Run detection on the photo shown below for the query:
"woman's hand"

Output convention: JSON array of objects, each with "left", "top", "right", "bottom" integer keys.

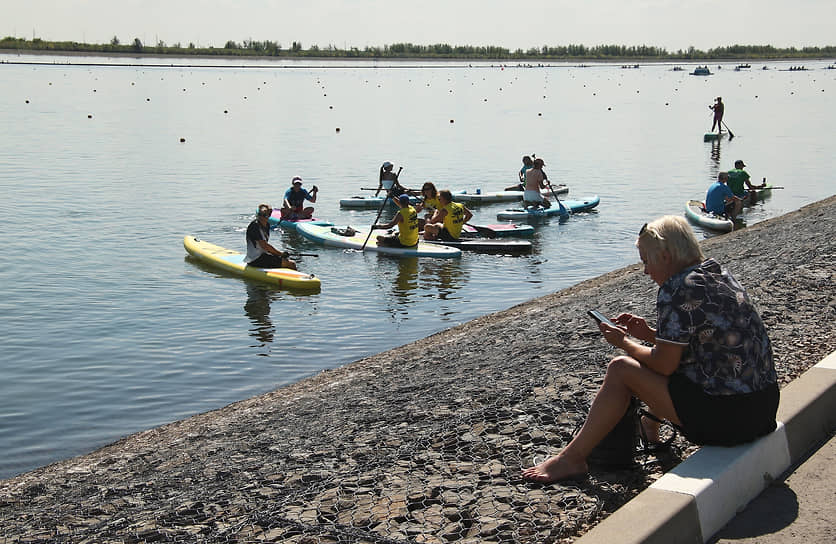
[
  {"left": 599, "top": 321, "right": 627, "bottom": 348},
  {"left": 613, "top": 313, "right": 655, "bottom": 343}
]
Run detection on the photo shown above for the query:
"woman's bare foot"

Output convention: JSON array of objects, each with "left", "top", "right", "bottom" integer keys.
[{"left": 522, "top": 452, "right": 588, "bottom": 484}]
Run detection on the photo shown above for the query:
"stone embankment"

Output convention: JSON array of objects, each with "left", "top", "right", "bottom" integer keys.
[{"left": 1, "top": 196, "right": 834, "bottom": 543}]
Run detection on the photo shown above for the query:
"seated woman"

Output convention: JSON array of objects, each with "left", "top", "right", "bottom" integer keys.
[
  {"left": 415, "top": 182, "right": 441, "bottom": 231},
  {"left": 375, "top": 161, "right": 412, "bottom": 198},
  {"left": 523, "top": 215, "right": 778, "bottom": 483}
]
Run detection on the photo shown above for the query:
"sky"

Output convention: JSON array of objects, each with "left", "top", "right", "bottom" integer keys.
[{"left": 2, "top": 0, "right": 833, "bottom": 53}]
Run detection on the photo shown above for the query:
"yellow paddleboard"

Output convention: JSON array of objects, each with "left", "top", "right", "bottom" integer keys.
[{"left": 183, "top": 236, "right": 320, "bottom": 291}]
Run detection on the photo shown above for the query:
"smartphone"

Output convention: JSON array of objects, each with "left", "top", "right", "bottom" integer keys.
[{"left": 587, "top": 310, "right": 617, "bottom": 329}]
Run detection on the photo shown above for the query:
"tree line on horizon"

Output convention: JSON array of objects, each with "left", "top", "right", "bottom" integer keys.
[{"left": 2, "top": 36, "right": 834, "bottom": 61}]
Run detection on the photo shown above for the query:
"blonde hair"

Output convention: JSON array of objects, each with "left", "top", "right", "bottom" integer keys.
[{"left": 637, "top": 215, "right": 704, "bottom": 268}]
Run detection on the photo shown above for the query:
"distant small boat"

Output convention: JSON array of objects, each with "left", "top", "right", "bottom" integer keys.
[
  {"left": 735, "top": 63, "right": 752, "bottom": 71},
  {"left": 671, "top": 66, "right": 684, "bottom": 71},
  {"left": 691, "top": 66, "right": 712, "bottom": 76}
]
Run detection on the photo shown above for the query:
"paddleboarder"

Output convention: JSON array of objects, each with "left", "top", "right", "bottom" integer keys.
[
  {"left": 281, "top": 176, "right": 318, "bottom": 220},
  {"left": 505, "top": 155, "right": 534, "bottom": 191},
  {"left": 245, "top": 204, "right": 297, "bottom": 269},
  {"left": 727, "top": 160, "right": 767, "bottom": 203},
  {"left": 374, "top": 161, "right": 412, "bottom": 197},
  {"left": 709, "top": 97, "right": 724, "bottom": 134},
  {"left": 705, "top": 172, "right": 742, "bottom": 220},
  {"left": 423, "top": 189, "right": 473, "bottom": 241},
  {"left": 523, "top": 158, "right": 551, "bottom": 208},
  {"left": 372, "top": 194, "right": 420, "bottom": 248}
]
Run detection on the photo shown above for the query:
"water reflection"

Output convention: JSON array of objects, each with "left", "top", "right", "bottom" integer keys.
[
  {"left": 378, "top": 256, "right": 470, "bottom": 317},
  {"left": 710, "top": 139, "right": 722, "bottom": 168},
  {"left": 243, "top": 283, "right": 276, "bottom": 345}
]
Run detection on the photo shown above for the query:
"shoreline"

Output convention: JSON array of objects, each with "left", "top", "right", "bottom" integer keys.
[{"left": 1, "top": 195, "right": 834, "bottom": 542}]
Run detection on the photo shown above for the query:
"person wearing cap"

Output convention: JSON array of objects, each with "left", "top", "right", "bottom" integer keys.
[
  {"left": 423, "top": 189, "right": 473, "bottom": 241},
  {"left": 281, "top": 176, "right": 318, "bottom": 220},
  {"left": 375, "top": 161, "right": 412, "bottom": 198},
  {"left": 523, "top": 157, "right": 551, "bottom": 208},
  {"left": 727, "top": 160, "right": 766, "bottom": 203},
  {"left": 710, "top": 97, "right": 724, "bottom": 134},
  {"left": 705, "top": 171, "right": 742, "bottom": 220},
  {"left": 371, "top": 194, "right": 419, "bottom": 247},
  {"left": 245, "top": 204, "right": 297, "bottom": 269}
]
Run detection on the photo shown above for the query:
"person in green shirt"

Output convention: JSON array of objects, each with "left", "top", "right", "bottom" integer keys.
[{"left": 727, "top": 160, "right": 767, "bottom": 202}]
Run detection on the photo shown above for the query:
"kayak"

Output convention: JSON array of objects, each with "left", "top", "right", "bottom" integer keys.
[
  {"left": 703, "top": 132, "right": 727, "bottom": 142},
  {"left": 496, "top": 195, "right": 600, "bottom": 221},
  {"left": 296, "top": 224, "right": 461, "bottom": 258},
  {"left": 684, "top": 200, "right": 734, "bottom": 232},
  {"left": 183, "top": 236, "right": 321, "bottom": 290},
  {"left": 425, "top": 238, "right": 532, "bottom": 255},
  {"left": 268, "top": 210, "right": 333, "bottom": 231},
  {"left": 453, "top": 184, "right": 569, "bottom": 203},
  {"left": 339, "top": 194, "right": 422, "bottom": 208},
  {"left": 462, "top": 223, "right": 535, "bottom": 238}
]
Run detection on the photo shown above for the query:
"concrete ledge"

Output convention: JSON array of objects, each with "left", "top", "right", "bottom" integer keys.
[{"left": 575, "top": 349, "right": 836, "bottom": 544}]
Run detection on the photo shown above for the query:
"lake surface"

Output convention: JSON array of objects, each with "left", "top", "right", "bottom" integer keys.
[{"left": 1, "top": 53, "right": 834, "bottom": 479}]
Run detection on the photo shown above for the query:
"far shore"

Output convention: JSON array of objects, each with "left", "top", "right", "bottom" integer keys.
[{"left": 2, "top": 47, "right": 834, "bottom": 66}]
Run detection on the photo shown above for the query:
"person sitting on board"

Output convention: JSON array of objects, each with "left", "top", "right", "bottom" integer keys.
[
  {"left": 522, "top": 157, "right": 551, "bottom": 208},
  {"left": 372, "top": 194, "right": 420, "bottom": 248},
  {"left": 245, "top": 204, "right": 297, "bottom": 270},
  {"left": 423, "top": 189, "right": 474, "bottom": 241},
  {"left": 374, "top": 161, "right": 412, "bottom": 198},
  {"left": 705, "top": 171, "right": 742, "bottom": 220},
  {"left": 709, "top": 96, "right": 724, "bottom": 134},
  {"left": 415, "top": 181, "right": 441, "bottom": 231},
  {"left": 727, "top": 160, "right": 767, "bottom": 204},
  {"left": 505, "top": 155, "right": 534, "bottom": 191},
  {"left": 522, "top": 216, "right": 778, "bottom": 484},
  {"left": 281, "top": 176, "right": 318, "bottom": 220}
]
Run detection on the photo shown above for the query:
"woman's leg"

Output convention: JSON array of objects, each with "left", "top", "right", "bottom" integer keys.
[{"left": 522, "top": 356, "right": 679, "bottom": 483}]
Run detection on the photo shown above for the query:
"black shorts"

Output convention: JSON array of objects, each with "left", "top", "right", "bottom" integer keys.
[
  {"left": 377, "top": 234, "right": 415, "bottom": 248},
  {"left": 437, "top": 228, "right": 457, "bottom": 242},
  {"left": 668, "top": 373, "right": 779, "bottom": 446},
  {"left": 248, "top": 254, "right": 284, "bottom": 268}
]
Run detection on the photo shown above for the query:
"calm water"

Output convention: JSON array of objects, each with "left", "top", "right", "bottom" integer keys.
[{"left": 1, "top": 54, "right": 834, "bottom": 479}]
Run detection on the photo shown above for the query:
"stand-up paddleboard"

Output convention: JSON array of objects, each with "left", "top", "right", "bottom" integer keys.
[
  {"left": 453, "top": 184, "right": 568, "bottom": 203},
  {"left": 296, "top": 224, "right": 461, "bottom": 258},
  {"left": 425, "top": 238, "right": 532, "bottom": 255},
  {"left": 268, "top": 210, "right": 333, "bottom": 231},
  {"left": 703, "top": 131, "right": 727, "bottom": 142},
  {"left": 684, "top": 200, "right": 734, "bottom": 232},
  {"left": 183, "top": 236, "right": 321, "bottom": 290},
  {"left": 462, "top": 223, "right": 535, "bottom": 238},
  {"left": 497, "top": 196, "right": 600, "bottom": 221},
  {"left": 744, "top": 183, "right": 773, "bottom": 206}
]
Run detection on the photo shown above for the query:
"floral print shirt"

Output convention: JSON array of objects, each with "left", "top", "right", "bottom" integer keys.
[{"left": 656, "top": 259, "right": 777, "bottom": 395}]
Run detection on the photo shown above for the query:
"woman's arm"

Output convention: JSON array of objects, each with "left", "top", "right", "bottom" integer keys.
[{"left": 601, "top": 323, "right": 683, "bottom": 376}]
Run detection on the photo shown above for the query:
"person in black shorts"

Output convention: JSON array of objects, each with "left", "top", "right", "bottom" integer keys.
[
  {"left": 523, "top": 215, "right": 778, "bottom": 484},
  {"left": 244, "top": 204, "right": 296, "bottom": 270}
]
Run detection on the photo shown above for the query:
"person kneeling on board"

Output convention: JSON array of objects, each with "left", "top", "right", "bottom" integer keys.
[
  {"left": 372, "top": 194, "right": 420, "bottom": 248},
  {"left": 281, "top": 176, "right": 318, "bottom": 220},
  {"left": 423, "top": 189, "right": 473, "bottom": 241},
  {"left": 245, "top": 204, "right": 297, "bottom": 269},
  {"left": 705, "top": 171, "right": 742, "bottom": 220},
  {"left": 523, "top": 157, "right": 551, "bottom": 208}
]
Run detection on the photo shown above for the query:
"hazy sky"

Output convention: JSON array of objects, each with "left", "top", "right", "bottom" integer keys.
[{"left": 3, "top": 1, "right": 833, "bottom": 52}]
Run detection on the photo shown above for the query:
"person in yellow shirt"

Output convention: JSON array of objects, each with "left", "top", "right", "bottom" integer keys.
[
  {"left": 415, "top": 181, "right": 441, "bottom": 231},
  {"left": 423, "top": 189, "right": 473, "bottom": 241},
  {"left": 373, "top": 194, "right": 419, "bottom": 247}
]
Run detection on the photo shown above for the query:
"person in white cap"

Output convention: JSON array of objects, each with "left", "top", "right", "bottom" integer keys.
[
  {"left": 281, "top": 176, "right": 318, "bottom": 220},
  {"left": 374, "top": 161, "right": 412, "bottom": 198}
]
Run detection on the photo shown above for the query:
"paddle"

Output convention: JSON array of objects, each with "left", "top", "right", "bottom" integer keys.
[
  {"left": 362, "top": 166, "right": 402, "bottom": 250},
  {"left": 287, "top": 252, "right": 318, "bottom": 257},
  {"left": 722, "top": 120, "right": 735, "bottom": 140}
]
